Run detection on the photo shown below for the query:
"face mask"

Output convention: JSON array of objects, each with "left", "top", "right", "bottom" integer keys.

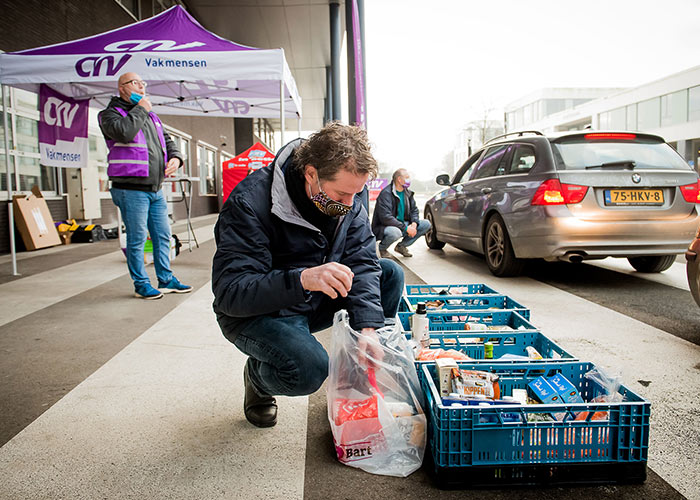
[
  {"left": 403, "top": 178, "right": 411, "bottom": 189},
  {"left": 309, "top": 178, "right": 353, "bottom": 217},
  {"left": 129, "top": 92, "right": 143, "bottom": 105}
]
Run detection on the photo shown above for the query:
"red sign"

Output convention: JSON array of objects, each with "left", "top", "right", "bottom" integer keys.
[{"left": 222, "top": 142, "right": 275, "bottom": 202}]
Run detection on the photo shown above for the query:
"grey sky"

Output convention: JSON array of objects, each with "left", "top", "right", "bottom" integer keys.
[{"left": 365, "top": 0, "right": 700, "bottom": 179}]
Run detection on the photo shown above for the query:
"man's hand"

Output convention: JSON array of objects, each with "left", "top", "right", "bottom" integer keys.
[
  {"left": 137, "top": 96, "right": 152, "bottom": 112},
  {"left": 165, "top": 158, "right": 180, "bottom": 177},
  {"left": 300, "top": 262, "right": 354, "bottom": 299},
  {"left": 357, "top": 328, "right": 384, "bottom": 369},
  {"left": 406, "top": 222, "right": 417, "bottom": 238}
]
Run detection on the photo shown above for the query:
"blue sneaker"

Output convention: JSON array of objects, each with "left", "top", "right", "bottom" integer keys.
[
  {"left": 158, "top": 276, "right": 193, "bottom": 294},
  {"left": 134, "top": 283, "right": 164, "bottom": 300}
]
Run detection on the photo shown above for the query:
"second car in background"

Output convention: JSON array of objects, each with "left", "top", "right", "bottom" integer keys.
[{"left": 425, "top": 130, "right": 700, "bottom": 277}]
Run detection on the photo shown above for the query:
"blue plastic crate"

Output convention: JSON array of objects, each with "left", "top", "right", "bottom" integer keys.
[
  {"left": 399, "top": 310, "right": 538, "bottom": 334},
  {"left": 404, "top": 283, "right": 500, "bottom": 296},
  {"left": 419, "top": 361, "right": 650, "bottom": 471},
  {"left": 400, "top": 293, "right": 530, "bottom": 320},
  {"left": 413, "top": 331, "right": 575, "bottom": 363}
]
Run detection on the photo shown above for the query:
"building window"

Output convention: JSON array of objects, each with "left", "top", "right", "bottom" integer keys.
[
  {"left": 608, "top": 107, "right": 626, "bottom": 130},
  {"left": 164, "top": 127, "right": 190, "bottom": 196},
  {"left": 88, "top": 134, "right": 109, "bottom": 194},
  {"left": 626, "top": 104, "right": 637, "bottom": 130},
  {"left": 688, "top": 86, "right": 700, "bottom": 122},
  {"left": 0, "top": 88, "right": 58, "bottom": 198},
  {"left": 197, "top": 142, "right": 217, "bottom": 195},
  {"left": 637, "top": 97, "right": 660, "bottom": 131},
  {"left": 661, "top": 89, "right": 688, "bottom": 127}
]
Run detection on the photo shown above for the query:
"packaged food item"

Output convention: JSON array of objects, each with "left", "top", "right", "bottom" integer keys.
[
  {"left": 425, "top": 300, "right": 444, "bottom": 309},
  {"left": 527, "top": 376, "right": 560, "bottom": 404},
  {"left": 574, "top": 396, "right": 611, "bottom": 421},
  {"left": 525, "top": 346, "right": 543, "bottom": 360},
  {"left": 411, "top": 303, "right": 429, "bottom": 348},
  {"left": 435, "top": 358, "right": 458, "bottom": 397},
  {"left": 512, "top": 388, "right": 528, "bottom": 405},
  {"left": 464, "top": 322, "right": 488, "bottom": 331},
  {"left": 416, "top": 348, "right": 471, "bottom": 361},
  {"left": 495, "top": 353, "right": 530, "bottom": 361},
  {"left": 548, "top": 373, "right": 583, "bottom": 404},
  {"left": 451, "top": 368, "right": 500, "bottom": 400},
  {"left": 484, "top": 341, "right": 493, "bottom": 359}
]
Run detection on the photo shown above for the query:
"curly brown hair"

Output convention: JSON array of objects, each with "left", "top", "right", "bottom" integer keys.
[{"left": 293, "top": 121, "right": 378, "bottom": 180}]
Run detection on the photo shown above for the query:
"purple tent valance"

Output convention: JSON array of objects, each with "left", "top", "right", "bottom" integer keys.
[{"left": 0, "top": 5, "right": 301, "bottom": 119}]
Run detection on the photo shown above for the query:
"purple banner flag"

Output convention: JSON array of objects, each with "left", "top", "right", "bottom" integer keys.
[
  {"left": 351, "top": 0, "right": 366, "bottom": 128},
  {"left": 39, "top": 85, "right": 89, "bottom": 168}
]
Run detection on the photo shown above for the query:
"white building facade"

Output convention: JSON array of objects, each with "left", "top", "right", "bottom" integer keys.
[{"left": 504, "top": 66, "right": 700, "bottom": 171}]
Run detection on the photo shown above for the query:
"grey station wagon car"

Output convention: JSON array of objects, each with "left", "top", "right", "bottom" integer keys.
[{"left": 425, "top": 130, "right": 700, "bottom": 277}]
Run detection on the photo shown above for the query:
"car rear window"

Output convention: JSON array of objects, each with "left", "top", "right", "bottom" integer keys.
[{"left": 551, "top": 137, "right": 692, "bottom": 171}]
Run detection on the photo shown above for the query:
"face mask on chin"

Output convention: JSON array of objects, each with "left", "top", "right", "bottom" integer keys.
[
  {"left": 309, "top": 178, "right": 353, "bottom": 217},
  {"left": 403, "top": 178, "right": 411, "bottom": 189}
]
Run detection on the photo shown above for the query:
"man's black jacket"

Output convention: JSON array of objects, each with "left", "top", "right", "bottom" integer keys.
[
  {"left": 212, "top": 139, "right": 383, "bottom": 337},
  {"left": 371, "top": 183, "right": 419, "bottom": 241}
]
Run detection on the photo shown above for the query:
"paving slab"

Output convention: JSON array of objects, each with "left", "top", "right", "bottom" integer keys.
[{"left": 0, "top": 285, "right": 308, "bottom": 500}]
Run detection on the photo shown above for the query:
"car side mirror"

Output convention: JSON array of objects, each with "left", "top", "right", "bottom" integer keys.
[{"left": 436, "top": 174, "right": 451, "bottom": 186}]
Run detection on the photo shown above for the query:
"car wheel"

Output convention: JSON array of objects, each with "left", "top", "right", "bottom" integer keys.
[
  {"left": 424, "top": 208, "right": 445, "bottom": 250},
  {"left": 484, "top": 215, "right": 524, "bottom": 277},
  {"left": 627, "top": 255, "right": 676, "bottom": 273}
]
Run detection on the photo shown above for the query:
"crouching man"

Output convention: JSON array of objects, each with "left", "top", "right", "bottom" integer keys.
[{"left": 212, "top": 123, "right": 404, "bottom": 428}]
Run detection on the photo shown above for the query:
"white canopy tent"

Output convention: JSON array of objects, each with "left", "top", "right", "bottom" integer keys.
[{"left": 0, "top": 5, "right": 302, "bottom": 274}]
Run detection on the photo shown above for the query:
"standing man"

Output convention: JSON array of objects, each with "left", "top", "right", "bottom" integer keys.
[
  {"left": 212, "top": 122, "right": 404, "bottom": 428},
  {"left": 99, "top": 72, "right": 192, "bottom": 300},
  {"left": 371, "top": 168, "right": 431, "bottom": 257}
]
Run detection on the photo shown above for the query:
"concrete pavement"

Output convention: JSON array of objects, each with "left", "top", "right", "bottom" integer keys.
[{"left": 0, "top": 215, "right": 695, "bottom": 499}]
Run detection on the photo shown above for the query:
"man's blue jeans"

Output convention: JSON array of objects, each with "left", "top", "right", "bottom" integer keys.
[
  {"left": 378, "top": 219, "right": 431, "bottom": 251},
  {"left": 228, "top": 258, "right": 404, "bottom": 397},
  {"left": 111, "top": 188, "right": 173, "bottom": 289}
]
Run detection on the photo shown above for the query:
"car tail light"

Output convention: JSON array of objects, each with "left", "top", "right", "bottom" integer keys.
[
  {"left": 584, "top": 133, "right": 637, "bottom": 140},
  {"left": 531, "top": 179, "right": 588, "bottom": 205},
  {"left": 679, "top": 181, "right": 700, "bottom": 203}
]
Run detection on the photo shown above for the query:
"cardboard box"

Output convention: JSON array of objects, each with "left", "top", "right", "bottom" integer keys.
[
  {"left": 12, "top": 186, "right": 61, "bottom": 250},
  {"left": 548, "top": 373, "right": 584, "bottom": 404},
  {"left": 435, "top": 358, "right": 458, "bottom": 398},
  {"left": 527, "top": 376, "right": 561, "bottom": 404}
]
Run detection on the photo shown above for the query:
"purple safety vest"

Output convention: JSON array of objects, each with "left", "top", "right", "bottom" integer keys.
[{"left": 104, "top": 107, "right": 168, "bottom": 177}]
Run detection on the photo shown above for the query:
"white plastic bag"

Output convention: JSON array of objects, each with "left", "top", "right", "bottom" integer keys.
[{"left": 327, "top": 310, "right": 426, "bottom": 477}]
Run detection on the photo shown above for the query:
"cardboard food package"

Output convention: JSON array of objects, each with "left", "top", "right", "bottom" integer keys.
[{"left": 13, "top": 186, "right": 61, "bottom": 250}]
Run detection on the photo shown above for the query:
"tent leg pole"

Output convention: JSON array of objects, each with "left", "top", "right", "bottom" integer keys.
[
  {"left": 280, "top": 80, "right": 285, "bottom": 147},
  {"left": 2, "top": 84, "right": 18, "bottom": 276}
]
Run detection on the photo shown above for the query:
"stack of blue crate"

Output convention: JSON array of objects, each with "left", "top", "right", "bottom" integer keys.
[{"left": 402, "top": 283, "right": 650, "bottom": 487}]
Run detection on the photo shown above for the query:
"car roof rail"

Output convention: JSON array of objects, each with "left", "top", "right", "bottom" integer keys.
[{"left": 484, "top": 130, "right": 544, "bottom": 146}]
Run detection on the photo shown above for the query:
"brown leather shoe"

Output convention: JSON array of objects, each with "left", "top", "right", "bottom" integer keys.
[{"left": 244, "top": 364, "right": 277, "bottom": 428}]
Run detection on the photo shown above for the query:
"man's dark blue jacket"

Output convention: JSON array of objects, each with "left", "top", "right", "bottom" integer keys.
[
  {"left": 371, "top": 183, "right": 419, "bottom": 241},
  {"left": 212, "top": 139, "right": 384, "bottom": 338}
]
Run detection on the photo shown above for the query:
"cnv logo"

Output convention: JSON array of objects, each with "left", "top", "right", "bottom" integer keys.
[
  {"left": 43, "top": 97, "right": 80, "bottom": 128},
  {"left": 75, "top": 39, "right": 206, "bottom": 78}
]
